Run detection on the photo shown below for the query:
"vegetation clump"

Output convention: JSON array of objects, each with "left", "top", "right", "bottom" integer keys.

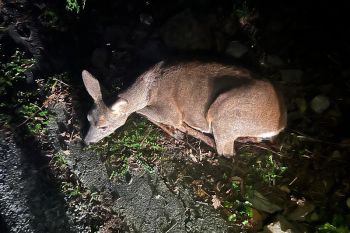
[{"left": 87, "top": 118, "right": 165, "bottom": 178}]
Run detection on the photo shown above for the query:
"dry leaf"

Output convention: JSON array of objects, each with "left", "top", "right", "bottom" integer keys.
[
  {"left": 62, "top": 150, "right": 70, "bottom": 155},
  {"left": 212, "top": 195, "right": 221, "bottom": 209}
]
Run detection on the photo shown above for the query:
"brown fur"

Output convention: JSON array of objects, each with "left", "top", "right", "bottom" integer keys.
[{"left": 82, "top": 61, "right": 287, "bottom": 157}]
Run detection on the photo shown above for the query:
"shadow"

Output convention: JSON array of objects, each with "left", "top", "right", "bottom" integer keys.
[
  {"left": 0, "top": 214, "right": 9, "bottom": 233},
  {"left": 10, "top": 128, "right": 75, "bottom": 232}
]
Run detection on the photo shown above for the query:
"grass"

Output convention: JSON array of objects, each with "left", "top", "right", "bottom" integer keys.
[
  {"left": 0, "top": 50, "right": 35, "bottom": 96},
  {"left": 61, "top": 181, "right": 82, "bottom": 198},
  {"left": 87, "top": 117, "right": 165, "bottom": 178},
  {"left": 65, "top": 0, "right": 86, "bottom": 14},
  {"left": 221, "top": 178, "right": 254, "bottom": 225},
  {"left": 18, "top": 103, "right": 51, "bottom": 136},
  {"left": 317, "top": 215, "right": 350, "bottom": 233},
  {"left": 0, "top": 48, "right": 72, "bottom": 139},
  {"left": 251, "top": 153, "right": 288, "bottom": 186},
  {"left": 52, "top": 151, "right": 69, "bottom": 168}
]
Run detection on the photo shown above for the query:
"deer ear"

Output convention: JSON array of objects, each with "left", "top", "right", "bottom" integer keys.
[
  {"left": 82, "top": 70, "right": 103, "bottom": 102},
  {"left": 111, "top": 98, "right": 128, "bottom": 112}
]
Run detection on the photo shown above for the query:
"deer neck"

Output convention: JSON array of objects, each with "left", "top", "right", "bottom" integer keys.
[{"left": 117, "top": 69, "right": 158, "bottom": 113}]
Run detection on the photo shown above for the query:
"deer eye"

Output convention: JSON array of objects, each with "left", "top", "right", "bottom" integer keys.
[{"left": 99, "top": 126, "right": 108, "bottom": 131}]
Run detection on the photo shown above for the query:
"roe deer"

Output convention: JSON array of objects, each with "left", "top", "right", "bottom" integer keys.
[{"left": 82, "top": 61, "right": 286, "bottom": 157}]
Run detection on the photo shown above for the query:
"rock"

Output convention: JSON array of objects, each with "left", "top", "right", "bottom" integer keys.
[
  {"left": 279, "top": 185, "right": 291, "bottom": 193},
  {"left": 280, "top": 69, "right": 303, "bottom": 83},
  {"left": 286, "top": 201, "right": 315, "bottom": 221},
  {"left": 140, "top": 13, "right": 153, "bottom": 26},
  {"left": 91, "top": 47, "right": 109, "bottom": 70},
  {"left": 331, "top": 150, "right": 341, "bottom": 159},
  {"left": 310, "top": 95, "right": 330, "bottom": 114},
  {"left": 248, "top": 191, "right": 283, "bottom": 214},
  {"left": 294, "top": 98, "right": 307, "bottom": 113},
  {"left": 262, "top": 55, "right": 284, "bottom": 67},
  {"left": 223, "top": 14, "right": 239, "bottom": 36},
  {"left": 225, "top": 41, "right": 248, "bottom": 58},
  {"left": 309, "top": 212, "right": 320, "bottom": 222},
  {"left": 161, "top": 10, "right": 213, "bottom": 50},
  {"left": 261, "top": 215, "right": 306, "bottom": 233}
]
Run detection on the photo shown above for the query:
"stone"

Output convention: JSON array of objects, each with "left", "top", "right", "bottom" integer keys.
[
  {"left": 140, "top": 13, "right": 153, "bottom": 26},
  {"left": 225, "top": 41, "right": 248, "bottom": 58},
  {"left": 310, "top": 95, "right": 330, "bottom": 114},
  {"left": 280, "top": 69, "right": 303, "bottom": 83},
  {"left": 261, "top": 215, "right": 306, "bottom": 233},
  {"left": 286, "top": 201, "right": 315, "bottom": 221},
  {"left": 264, "top": 55, "right": 284, "bottom": 67},
  {"left": 248, "top": 191, "right": 283, "bottom": 214}
]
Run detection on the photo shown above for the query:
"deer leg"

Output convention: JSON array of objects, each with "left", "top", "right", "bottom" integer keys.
[
  {"left": 213, "top": 135, "right": 236, "bottom": 158},
  {"left": 211, "top": 121, "right": 237, "bottom": 157},
  {"left": 180, "top": 123, "right": 216, "bottom": 148},
  {"left": 147, "top": 119, "right": 185, "bottom": 140},
  {"left": 237, "top": 137, "right": 262, "bottom": 143},
  {"left": 146, "top": 117, "right": 215, "bottom": 148}
]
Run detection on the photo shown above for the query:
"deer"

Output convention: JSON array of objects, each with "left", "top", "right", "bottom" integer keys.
[{"left": 82, "top": 60, "right": 287, "bottom": 157}]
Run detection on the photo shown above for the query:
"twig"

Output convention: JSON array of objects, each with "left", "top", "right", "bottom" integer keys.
[
  {"left": 291, "top": 129, "right": 349, "bottom": 147},
  {"left": 52, "top": 77, "right": 70, "bottom": 87},
  {"left": 289, "top": 176, "right": 298, "bottom": 186},
  {"left": 16, "top": 103, "right": 44, "bottom": 128},
  {"left": 165, "top": 222, "right": 178, "bottom": 233},
  {"left": 239, "top": 144, "right": 282, "bottom": 156},
  {"left": 184, "top": 135, "right": 199, "bottom": 154},
  {"left": 139, "top": 126, "right": 153, "bottom": 147}
]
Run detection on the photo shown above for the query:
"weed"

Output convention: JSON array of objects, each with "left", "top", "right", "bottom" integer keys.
[
  {"left": 52, "top": 152, "right": 69, "bottom": 168},
  {"left": 228, "top": 213, "right": 237, "bottom": 222},
  {"left": 0, "top": 50, "right": 35, "bottom": 95},
  {"left": 65, "top": 0, "right": 86, "bottom": 14},
  {"left": 89, "top": 192, "right": 102, "bottom": 203},
  {"left": 251, "top": 153, "right": 287, "bottom": 186},
  {"left": 317, "top": 223, "right": 349, "bottom": 233},
  {"left": 222, "top": 178, "right": 254, "bottom": 225},
  {"left": 61, "top": 182, "right": 82, "bottom": 198},
  {"left": 19, "top": 103, "right": 51, "bottom": 136},
  {"left": 233, "top": 1, "right": 251, "bottom": 18},
  {"left": 317, "top": 215, "right": 350, "bottom": 233},
  {"left": 87, "top": 118, "right": 164, "bottom": 178}
]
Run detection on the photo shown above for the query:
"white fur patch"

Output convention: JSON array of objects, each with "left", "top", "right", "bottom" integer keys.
[{"left": 257, "top": 131, "right": 279, "bottom": 138}]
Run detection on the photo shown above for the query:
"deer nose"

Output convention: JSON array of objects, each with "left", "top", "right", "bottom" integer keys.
[{"left": 83, "top": 136, "right": 92, "bottom": 145}]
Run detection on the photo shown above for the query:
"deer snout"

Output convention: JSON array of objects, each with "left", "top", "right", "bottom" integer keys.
[{"left": 83, "top": 130, "right": 99, "bottom": 145}]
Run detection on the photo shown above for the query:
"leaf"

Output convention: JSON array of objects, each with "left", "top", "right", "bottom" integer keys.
[{"left": 212, "top": 195, "right": 221, "bottom": 209}]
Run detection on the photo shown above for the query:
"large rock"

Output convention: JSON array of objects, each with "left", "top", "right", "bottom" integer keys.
[
  {"left": 248, "top": 191, "right": 283, "bottom": 214},
  {"left": 286, "top": 201, "right": 315, "bottom": 221},
  {"left": 225, "top": 41, "right": 249, "bottom": 58},
  {"left": 310, "top": 95, "right": 330, "bottom": 114},
  {"left": 260, "top": 215, "right": 307, "bottom": 233}
]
